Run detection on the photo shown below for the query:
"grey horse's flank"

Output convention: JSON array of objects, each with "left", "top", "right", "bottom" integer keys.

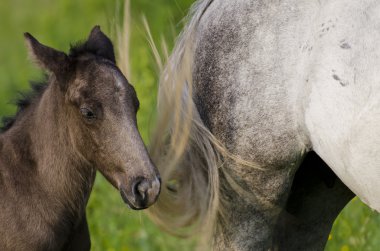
[{"left": 144, "top": 0, "right": 380, "bottom": 250}]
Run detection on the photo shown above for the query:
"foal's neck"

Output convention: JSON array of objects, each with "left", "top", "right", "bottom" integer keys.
[
  {"left": 3, "top": 80, "right": 95, "bottom": 217},
  {"left": 35, "top": 81, "right": 95, "bottom": 208}
]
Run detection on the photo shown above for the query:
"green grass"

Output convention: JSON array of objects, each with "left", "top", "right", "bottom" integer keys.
[{"left": 0, "top": 1, "right": 379, "bottom": 250}]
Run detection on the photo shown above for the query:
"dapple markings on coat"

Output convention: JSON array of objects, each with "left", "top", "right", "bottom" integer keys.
[{"left": 146, "top": 0, "right": 378, "bottom": 250}]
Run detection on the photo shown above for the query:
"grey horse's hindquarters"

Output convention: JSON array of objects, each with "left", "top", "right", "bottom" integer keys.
[
  {"left": 192, "top": 1, "right": 308, "bottom": 249},
  {"left": 175, "top": 0, "right": 375, "bottom": 249}
]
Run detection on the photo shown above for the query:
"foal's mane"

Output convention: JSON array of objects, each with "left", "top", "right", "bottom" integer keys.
[
  {"left": 0, "top": 81, "right": 47, "bottom": 132},
  {"left": 0, "top": 42, "right": 97, "bottom": 133}
]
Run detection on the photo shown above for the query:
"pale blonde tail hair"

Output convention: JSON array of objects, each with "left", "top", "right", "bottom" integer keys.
[
  {"left": 116, "top": 0, "right": 131, "bottom": 79},
  {"left": 146, "top": 0, "right": 221, "bottom": 245}
]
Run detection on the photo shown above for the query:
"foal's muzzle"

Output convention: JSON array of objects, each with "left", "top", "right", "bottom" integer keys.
[{"left": 119, "top": 176, "right": 161, "bottom": 210}]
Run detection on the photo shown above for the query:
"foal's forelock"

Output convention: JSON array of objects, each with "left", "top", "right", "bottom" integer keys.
[{"left": 115, "top": 75, "right": 126, "bottom": 91}]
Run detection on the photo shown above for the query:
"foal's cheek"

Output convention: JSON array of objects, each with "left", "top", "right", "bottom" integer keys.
[{"left": 67, "top": 117, "right": 97, "bottom": 160}]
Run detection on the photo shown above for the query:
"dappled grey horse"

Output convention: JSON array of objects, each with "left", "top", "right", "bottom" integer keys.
[
  {"left": 0, "top": 26, "right": 160, "bottom": 250},
  {"left": 146, "top": 0, "right": 379, "bottom": 250}
]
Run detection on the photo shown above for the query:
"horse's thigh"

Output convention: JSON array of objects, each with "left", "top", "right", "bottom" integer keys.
[
  {"left": 214, "top": 163, "right": 296, "bottom": 251},
  {"left": 272, "top": 152, "right": 354, "bottom": 251},
  {"left": 63, "top": 215, "right": 91, "bottom": 251}
]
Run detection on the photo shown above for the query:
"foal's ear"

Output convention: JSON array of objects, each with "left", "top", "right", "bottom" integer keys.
[
  {"left": 86, "top": 25, "right": 116, "bottom": 63},
  {"left": 24, "top": 33, "right": 70, "bottom": 77}
]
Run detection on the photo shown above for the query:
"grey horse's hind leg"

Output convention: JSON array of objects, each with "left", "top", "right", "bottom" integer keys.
[
  {"left": 214, "top": 161, "right": 299, "bottom": 251},
  {"left": 272, "top": 152, "right": 354, "bottom": 250}
]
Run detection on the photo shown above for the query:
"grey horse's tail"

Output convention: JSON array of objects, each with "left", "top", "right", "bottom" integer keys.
[
  {"left": 147, "top": 0, "right": 221, "bottom": 244},
  {"left": 118, "top": 0, "right": 260, "bottom": 248}
]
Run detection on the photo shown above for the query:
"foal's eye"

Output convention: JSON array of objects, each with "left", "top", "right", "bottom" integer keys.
[{"left": 80, "top": 108, "right": 96, "bottom": 120}]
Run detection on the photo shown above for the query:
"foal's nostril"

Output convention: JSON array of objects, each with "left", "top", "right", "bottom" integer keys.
[
  {"left": 132, "top": 179, "right": 150, "bottom": 205},
  {"left": 124, "top": 177, "right": 160, "bottom": 209},
  {"left": 137, "top": 181, "right": 149, "bottom": 200}
]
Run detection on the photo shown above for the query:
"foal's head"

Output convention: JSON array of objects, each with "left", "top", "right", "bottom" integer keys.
[{"left": 24, "top": 26, "right": 160, "bottom": 209}]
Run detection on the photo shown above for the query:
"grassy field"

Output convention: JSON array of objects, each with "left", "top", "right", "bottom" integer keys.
[{"left": 0, "top": 1, "right": 379, "bottom": 250}]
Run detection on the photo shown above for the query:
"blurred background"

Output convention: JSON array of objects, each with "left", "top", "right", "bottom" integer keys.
[{"left": 0, "top": 1, "right": 379, "bottom": 250}]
